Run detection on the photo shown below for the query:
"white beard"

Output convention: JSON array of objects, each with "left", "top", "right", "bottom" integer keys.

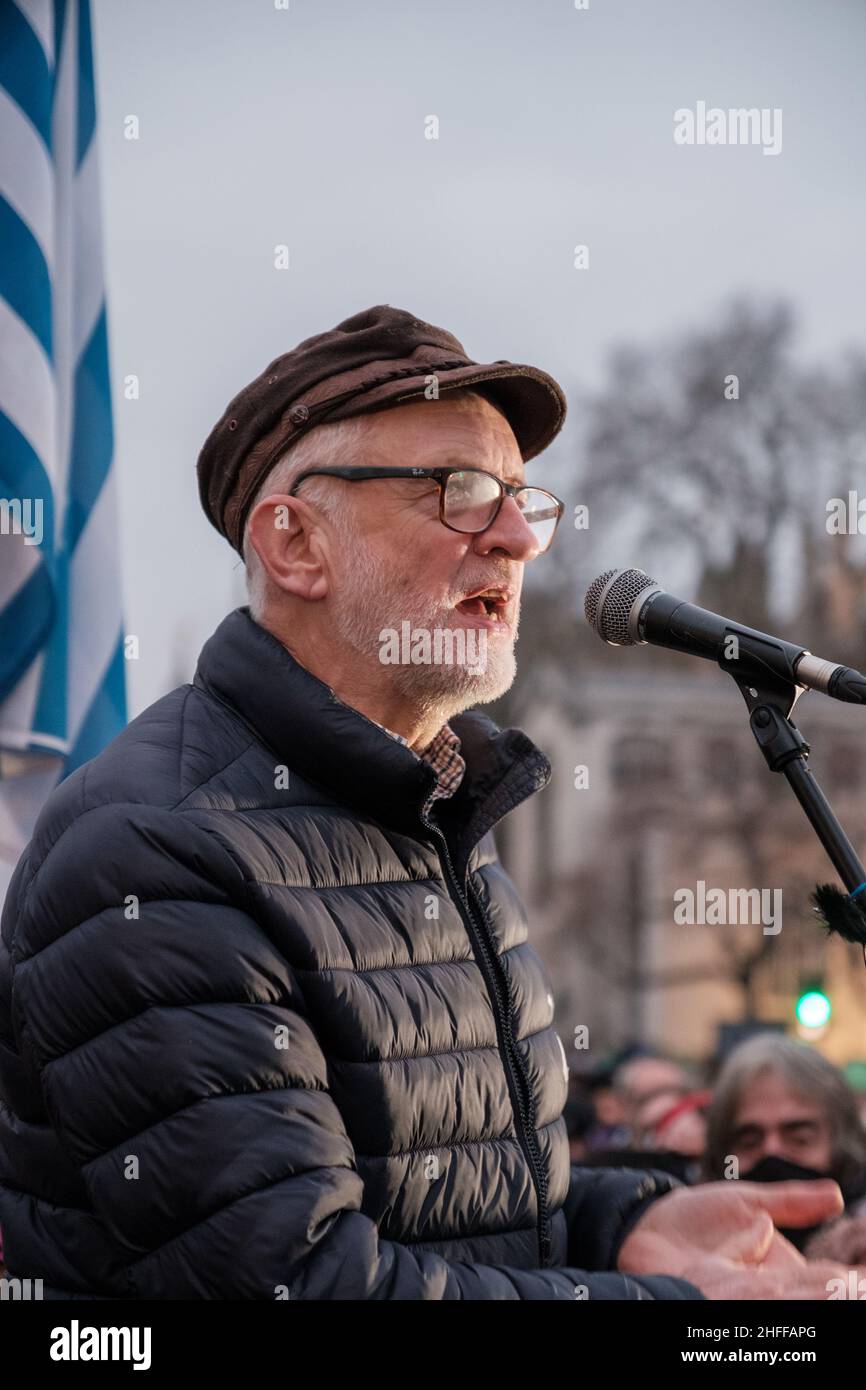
[{"left": 331, "top": 530, "right": 519, "bottom": 717}]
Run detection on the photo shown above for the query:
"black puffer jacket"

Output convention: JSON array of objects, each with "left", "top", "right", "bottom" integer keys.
[{"left": 0, "top": 608, "right": 702, "bottom": 1300}]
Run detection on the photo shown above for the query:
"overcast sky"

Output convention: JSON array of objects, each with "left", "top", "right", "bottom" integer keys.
[{"left": 90, "top": 0, "right": 866, "bottom": 714}]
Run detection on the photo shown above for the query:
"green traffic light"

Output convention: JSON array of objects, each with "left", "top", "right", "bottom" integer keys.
[{"left": 796, "top": 990, "right": 831, "bottom": 1029}]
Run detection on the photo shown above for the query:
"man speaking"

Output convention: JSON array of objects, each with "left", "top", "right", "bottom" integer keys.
[{"left": 0, "top": 305, "right": 854, "bottom": 1299}]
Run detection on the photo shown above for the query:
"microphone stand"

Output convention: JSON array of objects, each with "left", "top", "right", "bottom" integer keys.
[{"left": 730, "top": 667, "right": 866, "bottom": 957}]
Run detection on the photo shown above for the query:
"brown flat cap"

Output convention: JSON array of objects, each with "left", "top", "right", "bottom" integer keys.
[{"left": 197, "top": 303, "right": 567, "bottom": 554}]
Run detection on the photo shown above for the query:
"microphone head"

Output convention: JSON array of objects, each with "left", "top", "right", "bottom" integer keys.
[{"left": 584, "top": 567, "right": 659, "bottom": 645}]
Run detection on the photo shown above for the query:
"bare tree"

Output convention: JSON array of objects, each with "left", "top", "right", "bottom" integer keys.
[
  {"left": 492, "top": 300, "right": 866, "bottom": 1049},
  {"left": 577, "top": 299, "right": 866, "bottom": 658}
]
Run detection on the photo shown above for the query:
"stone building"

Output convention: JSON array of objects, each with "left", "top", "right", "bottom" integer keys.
[{"left": 497, "top": 667, "right": 866, "bottom": 1069}]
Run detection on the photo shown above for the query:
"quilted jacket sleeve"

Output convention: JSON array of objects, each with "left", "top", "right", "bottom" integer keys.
[{"left": 6, "top": 804, "right": 701, "bottom": 1300}]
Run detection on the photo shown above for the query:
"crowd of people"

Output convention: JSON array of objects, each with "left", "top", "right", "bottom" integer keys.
[{"left": 566, "top": 1033, "right": 866, "bottom": 1263}]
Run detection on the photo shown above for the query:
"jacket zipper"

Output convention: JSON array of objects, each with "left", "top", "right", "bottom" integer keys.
[{"left": 420, "top": 808, "right": 552, "bottom": 1267}]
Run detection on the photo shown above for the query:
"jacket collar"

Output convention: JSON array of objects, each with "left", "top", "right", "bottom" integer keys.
[{"left": 192, "top": 608, "right": 551, "bottom": 865}]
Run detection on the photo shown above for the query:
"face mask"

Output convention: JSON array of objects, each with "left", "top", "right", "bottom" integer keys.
[
  {"left": 743, "top": 1153, "right": 832, "bottom": 1252},
  {"left": 744, "top": 1154, "right": 830, "bottom": 1185}
]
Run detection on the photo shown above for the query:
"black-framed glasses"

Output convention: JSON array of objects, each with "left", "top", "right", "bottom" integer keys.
[{"left": 288, "top": 466, "right": 565, "bottom": 554}]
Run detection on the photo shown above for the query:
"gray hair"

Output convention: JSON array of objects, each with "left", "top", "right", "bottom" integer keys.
[
  {"left": 241, "top": 386, "right": 500, "bottom": 621},
  {"left": 703, "top": 1033, "right": 866, "bottom": 1185}
]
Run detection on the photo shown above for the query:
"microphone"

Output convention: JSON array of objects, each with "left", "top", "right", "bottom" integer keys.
[{"left": 584, "top": 567, "right": 866, "bottom": 705}]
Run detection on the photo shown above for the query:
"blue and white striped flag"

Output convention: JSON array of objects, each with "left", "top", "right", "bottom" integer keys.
[{"left": 0, "top": 0, "right": 126, "bottom": 885}]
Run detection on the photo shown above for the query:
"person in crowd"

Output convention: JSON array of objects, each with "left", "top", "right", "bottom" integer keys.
[
  {"left": 704, "top": 1034, "right": 866, "bottom": 1258},
  {"left": 573, "top": 1061, "right": 631, "bottom": 1153},
  {"left": 633, "top": 1090, "right": 711, "bottom": 1161},
  {"left": 613, "top": 1053, "right": 693, "bottom": 1130}
]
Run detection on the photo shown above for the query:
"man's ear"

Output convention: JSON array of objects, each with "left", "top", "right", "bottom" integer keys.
[{"left": 245, "top": 494, "right": 330, "bottom": 601}]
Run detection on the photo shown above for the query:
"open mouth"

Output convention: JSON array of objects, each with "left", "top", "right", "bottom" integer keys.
[{"left": 455, "top": 588, "right": 511, "bottom": 622}]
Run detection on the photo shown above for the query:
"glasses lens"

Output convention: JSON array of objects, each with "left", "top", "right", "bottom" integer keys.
[
  {"left": 516, "top": 489, "right": 561, "bottom": 553},
  {"left": 442, "top": 470, "right": 503, "bottom": 532}
]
